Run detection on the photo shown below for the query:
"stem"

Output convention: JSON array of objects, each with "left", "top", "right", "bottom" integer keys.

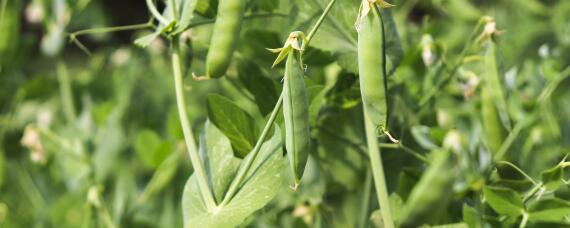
[
  {"left": 519, "top": 212, "right": 529, "bottom": 228},
  {"left": 494, "top": 116, "right": 535, "bottom": 161},
  {"left": 146, "top": 0, "right": 170, "bottom": 25},
  {"left": 68, "top": 21, "right": 153, "bottom": 56},
  {"left": 358, "top": 169, "right": 373, "bottom": 228},
  {"left": 187, "top": 12, "right": 288, "bottom": 28},
  {"left": 305, "top": 0, "right": 337, "bottom": 46},
  {"left": 419, "top": 18, "right": 488, "bottom": 107},
  {"left": 495, "top": 161, "right": 538, "bottom": 185},
  {"left": 57, "top": 62, "right": 77, "bottom": 124},
  {"left": 220, "top": 94, "right": 284, "bottom": 206},
  {"left": 168, "top": 0, "right": 178, "bottom": 22},
  {"left": 537, "top": 67, "right": 570, "bottom": 103},
  {"left": 69, "top": 22, "right": 153, "bottom": 38},
  {"left": 399, "top": 144, "right": 430, "bottom": 164},
  {"left": 171, "top": 37, "right": 216, "bottom": 210},
  {"left": 364, "top": 111, "right": 395, "bottom": 228},
  {"left": 523, "top": 183, "right": 543, "bottom": 203}
]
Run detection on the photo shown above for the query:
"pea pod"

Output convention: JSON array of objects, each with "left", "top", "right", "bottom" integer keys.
[
  {"left": 357, "top": 2, "right": 389, "bottom": 131},
  {"left": 399, "top": 150, "right": 456, "bottom": 227},
  {"left": 205, "top": 0, "right": 246, "bottom": 78},
  {"left": 482, "top": 40, "right": 508, "bottom": 157},
  {"left": 283, "top": 51, "right": 310, "bottom": 190}
]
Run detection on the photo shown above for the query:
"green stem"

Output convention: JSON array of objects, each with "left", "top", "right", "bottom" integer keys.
[
  {"left": 220, "top": 94, "right": 284, "bottom": 206},
  {"left": 358, "top": 169, "right": 373, "bottom": 228},
  {"left": 494, "top": 116, "right": 535, "bottom": 161},
  {"left": 364, "top": 111, "right": 395, "bottom": 228},
  {"left": 519, "top": 212, "right": 529, "bottom": 228},
  {"left": 419, "top": 17, "right": 488, "bottom": 107},
  {"left": 146, "top": 0, "right": 170, "bottom": 25},
  {"left": 69, "top": 21, "right": 153, "bottom": 38},
  {"left": 399, "top": 144, "right": 430, "bottom": 164},
  {"left": 305, "top": 0, "right": 337, "bottom": 46},
  {"left": 523, "top": 183, "right": 543, "bottom": 203},
  {"left": 537, "top": 67, "right": 570, "bottom": 103},
  {"left": 187, "top": 12, "right": 288, "bottom": 28},
  {"left": 171, "top": 37, "right": 216, "bottom": 210},
  {"left": 57, "top": 62, "right": 77, "bottom": 124},
  {"left": 495, "top": 161, "right": 538, "bottom": 185},
  {"left": 168, "top": 0, "right": 178, "bottom": 22}
]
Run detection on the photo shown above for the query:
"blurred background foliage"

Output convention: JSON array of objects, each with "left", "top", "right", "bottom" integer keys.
[{"left": 0, "top": 0, "right": 569, "bottom": 227}]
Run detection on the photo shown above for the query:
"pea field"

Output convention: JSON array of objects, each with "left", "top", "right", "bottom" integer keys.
[{"left": 1, "top": 0, "right": 570, "bottom": 227}]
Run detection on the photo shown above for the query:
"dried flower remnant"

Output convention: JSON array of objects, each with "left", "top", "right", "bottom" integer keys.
[{"left": 20, "top": 125, "right": 46, "bottom": 164}]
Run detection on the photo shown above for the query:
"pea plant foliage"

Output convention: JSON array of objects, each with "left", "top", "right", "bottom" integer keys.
[{"left": 2, "top": 0, "right": 570, "bottom": 227}]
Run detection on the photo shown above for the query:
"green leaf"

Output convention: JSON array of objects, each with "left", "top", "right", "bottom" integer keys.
[
  {"left": 411, "top": 126, "right": 440, "bottom": 150},
  {"left": 528, "top": 198, "right": 570, "bottom": 222},
  {"left": 182, "top": 122, "right": 283, "bottom": 227},
  {"left": 399, "top": 150, "right": 456, "bottom": 227},
  {"left": 307, "top": 85, "right": 326, "bottom": 126},
  {"left": 206, "top": 94, "right": 259, "bottom": 158},
  {"left": 195, "top": 0, "right": 218, "bottom": 18},
  {"left": 541, "top": 165, "right": 564, "bottom": 191},
  {"left": 134, "top": 129, "right": 171, "bottom": 168},
  {"left": 134, "top": 31, "right": 160, "bottom": 48},
  {"left": 173, "top": 0, "right": 198, "bottom": 34},
  {"left": 463, "top": 204, "right": 482, "bottom": 228},
  {"left": 236, "top": 60, "right": 281, "bottom": 116},
  {"left": 483, "top": 186, "right": 524, "bottom": 217},
  {"left": 138, "top": 151, "right": 180, "bottom": 203}
]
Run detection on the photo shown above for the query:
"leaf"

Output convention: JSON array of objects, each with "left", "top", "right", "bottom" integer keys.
[
  {"left": 528, "top": 198, "right": 570, "bottom": 223},
  {"left": 236, "top": 60, "right": 281, "bottom": 116},
  {"left": 399, "top": 150, "right": 456, "bottom": 227},
  {"left": 463, "top": 204, "right": 482, "bottom": 228},
  {"left": 134, "top": 31, "right": 160, "bottom": 48},
  {"left": 411, "top": 125, "right": 440, "bottom": 150},
  {"left": 138, "top": 152, "right": 180, "bottom": 203},
  {"left": 206, "top": 94, "right": 259, "bottom": 158},
  {"left": 541, "top": 165, "right": 564, "bottom": 191},
  {"left": 174, "top": 0, "right": 198, "bottom": 34},
  {"left": 195, "top": 0, "right": 218, "bottom": 18},
  {"left": 483, "top": 186, "right": 524, "bottom": 217},
  {"left": 307, "top": 85, "right": 326, "bottom": 126},
  {"left": 182, "top": 122, "right": 283, "bottom": 227},
  {"left": 134, "top": 129, "right": 171, "bottom": 168}
]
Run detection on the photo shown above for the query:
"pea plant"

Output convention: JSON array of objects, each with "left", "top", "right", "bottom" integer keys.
[{"left": 1, "top": 0, "right": 570, "bottom": 227}]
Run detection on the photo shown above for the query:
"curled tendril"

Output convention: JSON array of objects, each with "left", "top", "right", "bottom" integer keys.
[{"left": 267, "top": 31, "right": 307, "bottom": 67}]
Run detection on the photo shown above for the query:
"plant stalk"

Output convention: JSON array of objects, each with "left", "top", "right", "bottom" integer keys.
[
  {"left": 146, "top": 0, "right": 170, "bottom": 25},
  {"left": 305, "top": 0, "right": 338, "bottom": 46},
  {"left": 171, "top": 37, "right": 216, "bottom": 210},
  {"left": 220, "top": 94, "right": 284, "bottom": 206},
  {"left": 364, "top": 111, "right": 395, "bottom": 228},
  {"left": 57, "top": 62, "right": 77, "bottom": 124}
]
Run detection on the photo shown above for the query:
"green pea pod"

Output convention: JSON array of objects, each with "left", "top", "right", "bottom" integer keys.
[
  {"left": 482, "top": 40, "right": 508, "bottom": 157},
  {"left": 358, "top": 5, "right": 389, "bottom": 131},
  {"left": 399, "top": 150, "right": 456, "bottom": 227},
  {"left": 205, "top": 0, "right": 246, "bottom": 78},
  {"left": 283, "top": 52, "right": 310, "bottom": 190}
]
